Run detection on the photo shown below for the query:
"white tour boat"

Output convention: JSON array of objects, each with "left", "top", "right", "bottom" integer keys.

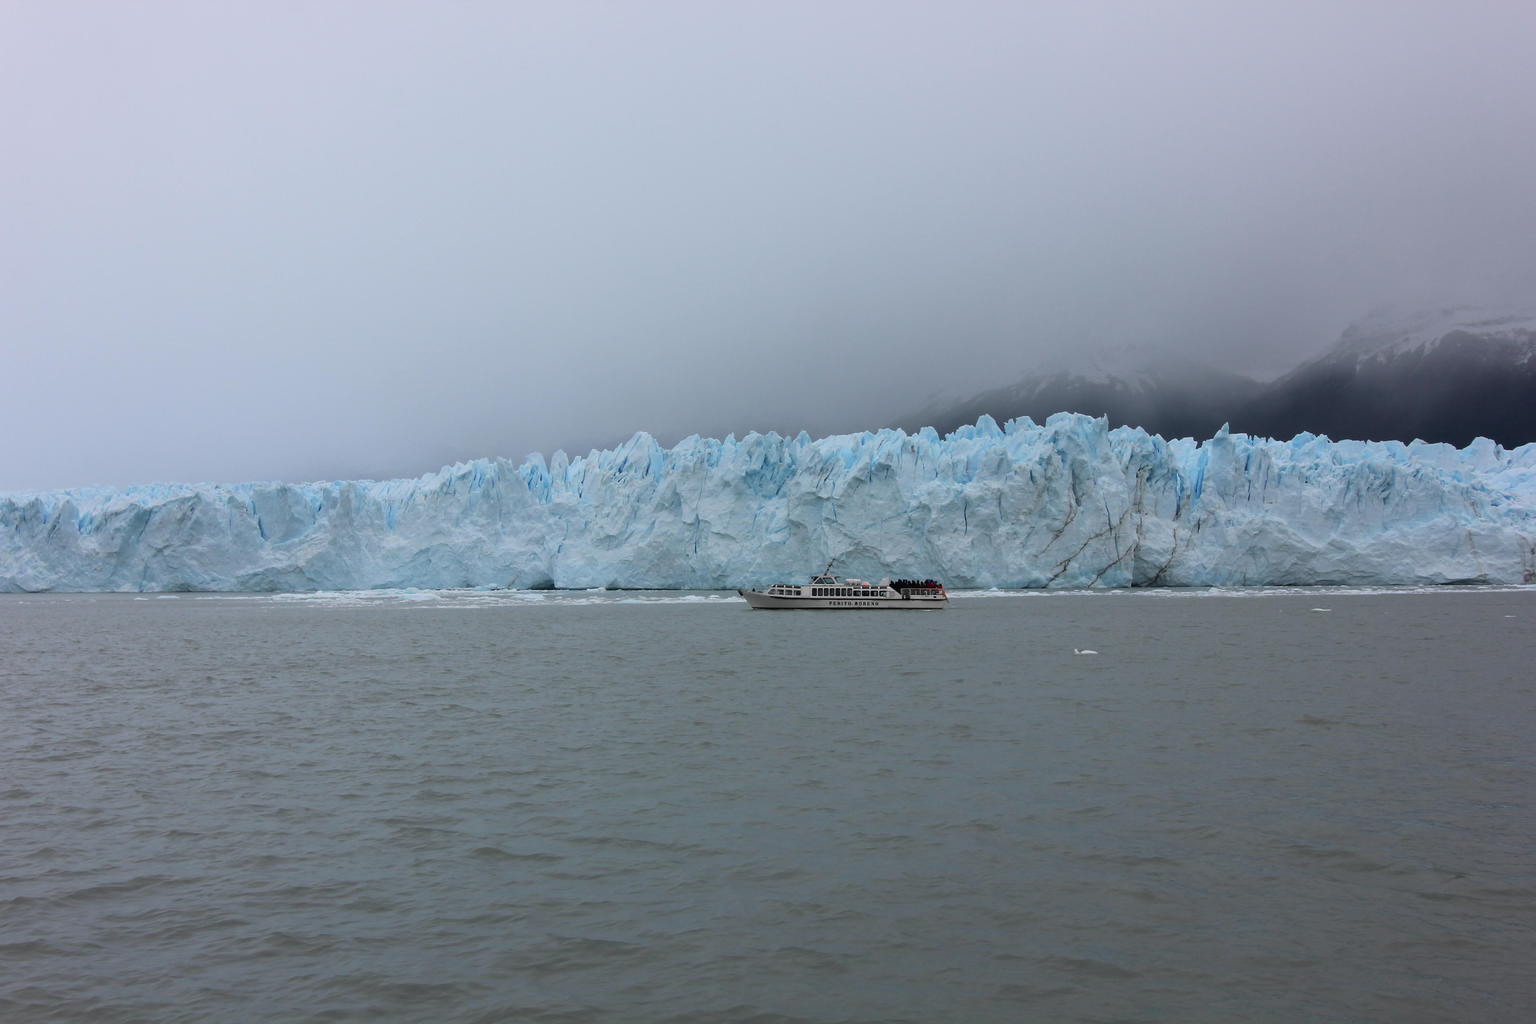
[{"left": 738, "top": 565, "right": 948, "bottom": 610}]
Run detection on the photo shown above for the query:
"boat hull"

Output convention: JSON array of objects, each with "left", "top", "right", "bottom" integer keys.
[{"left": 737, "top": 589, "right": 946, "bottom": 610}]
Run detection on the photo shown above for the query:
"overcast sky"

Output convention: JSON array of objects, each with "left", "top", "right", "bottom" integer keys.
[{"left": 4, "top": 1, "right": 1534, "bottom": 490}]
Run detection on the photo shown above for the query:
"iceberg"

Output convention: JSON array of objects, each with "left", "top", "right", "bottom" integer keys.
[{"left": 2, "top": 414, "right": 1534, "bottom": 592}]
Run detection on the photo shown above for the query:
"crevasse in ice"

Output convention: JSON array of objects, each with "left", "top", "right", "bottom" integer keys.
[{"left": 3, "top": 414, "right": 1534, "bottom": 592}]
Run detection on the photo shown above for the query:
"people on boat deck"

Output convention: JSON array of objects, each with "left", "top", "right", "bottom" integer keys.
[{"left": 890, "top": 578, "right": 942, "bottom": 592}]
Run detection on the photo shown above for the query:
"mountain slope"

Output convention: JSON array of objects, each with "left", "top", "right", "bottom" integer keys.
[
  {"left": 906, "top": 309, "right": 1536, "bottom": 446},
  {"left": 1237, "top": 309, "right": 1536, "bottom": 446},
  {"left": 902, "top": 347, "right": 1263, "bottom": 440}
]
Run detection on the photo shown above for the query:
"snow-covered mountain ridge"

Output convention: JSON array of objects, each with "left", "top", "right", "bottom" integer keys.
[
  {"left": 1332, "top": 306, "right": 1536, "bottom": 363},
  {"left": 907, "top": 307, "right": 1536, "bottom": 447},
  {"left": 4, "top": 414, "right": 1533, "bottom": 592}
]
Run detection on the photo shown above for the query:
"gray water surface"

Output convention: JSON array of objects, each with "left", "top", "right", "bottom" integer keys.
[{"left": 2, "top": 588, "right": 1534, "bottom": 1023}]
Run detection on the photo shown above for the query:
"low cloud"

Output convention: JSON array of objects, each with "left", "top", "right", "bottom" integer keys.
[{"left": 5, "top": 3, "right": 1534, "bottom": 489}]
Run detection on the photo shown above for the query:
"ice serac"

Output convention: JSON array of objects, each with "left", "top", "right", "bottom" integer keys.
[{"left": 3, "top": 414, "right": 1535, "bottom": 592}]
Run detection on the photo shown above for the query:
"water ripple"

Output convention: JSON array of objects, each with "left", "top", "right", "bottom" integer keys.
[{"left": 0, "top": 588, "right": 1531, "bottom": 1023}]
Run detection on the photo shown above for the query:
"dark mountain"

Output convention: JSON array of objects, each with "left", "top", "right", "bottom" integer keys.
[
  {"left": 1236, "top": 309, "right": 1536, "bottom": 447},
  {"left": 902, "top": 309, "right": 1536, "bottom": 447}
]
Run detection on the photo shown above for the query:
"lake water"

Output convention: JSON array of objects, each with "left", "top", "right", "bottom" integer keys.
[{"left": 2, "top": 587, "right": 1533, "bottom": 1023}]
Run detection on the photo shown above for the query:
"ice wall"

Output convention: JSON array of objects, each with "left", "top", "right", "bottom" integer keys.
[{"left": 3, "top": 414, "right": 1534, "bottom": 592}]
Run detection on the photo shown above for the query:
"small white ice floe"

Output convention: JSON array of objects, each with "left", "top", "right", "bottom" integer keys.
[
  {"left": 1073, "top": 648, "right": 1099, "bottom": 656},
  {"left": 1310, "top": 608, "right": 1331, "bottom": 613}
]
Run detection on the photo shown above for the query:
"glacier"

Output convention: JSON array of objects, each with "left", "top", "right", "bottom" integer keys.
[{"left": 2, "top": 413, "right": 1535, "bottom": 593}]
